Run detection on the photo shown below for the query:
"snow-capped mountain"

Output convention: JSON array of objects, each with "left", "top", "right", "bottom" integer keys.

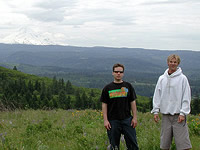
[{"left": 2, "top": 27, "right": 57, "bottom": 45}]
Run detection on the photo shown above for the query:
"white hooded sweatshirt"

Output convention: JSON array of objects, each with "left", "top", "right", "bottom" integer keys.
[{"left": 151, "top": 67, "right": 191, "bottom": 116}]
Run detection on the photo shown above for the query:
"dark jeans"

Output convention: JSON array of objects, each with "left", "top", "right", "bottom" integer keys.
[{"left": 107, "top": 117, "right": 139, "bottom": 150}]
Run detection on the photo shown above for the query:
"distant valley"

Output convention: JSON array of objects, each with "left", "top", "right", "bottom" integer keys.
[{"left": 0, "top": 43, "right": 200, "bottom": 97}]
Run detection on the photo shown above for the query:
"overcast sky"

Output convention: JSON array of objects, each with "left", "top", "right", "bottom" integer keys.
[{"left": 0, "top": 0, "right": 200, "bottom": 51}]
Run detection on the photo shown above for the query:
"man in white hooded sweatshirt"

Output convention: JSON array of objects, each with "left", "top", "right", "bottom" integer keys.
[{"left": 151, "top": 54, "right": 192, "bottom": 150}]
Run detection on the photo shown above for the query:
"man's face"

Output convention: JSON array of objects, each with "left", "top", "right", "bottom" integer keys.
[
  {"left": 112, "top": 67, "right": 124, "bottom": 81},
  {"left": 168, "top": 58, "right": 179, "bottom": 73}
]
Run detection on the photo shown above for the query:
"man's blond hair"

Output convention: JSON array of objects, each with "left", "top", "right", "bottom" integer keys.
[{"left": 167, "top": 54, "right": 181, "bottom": 64}]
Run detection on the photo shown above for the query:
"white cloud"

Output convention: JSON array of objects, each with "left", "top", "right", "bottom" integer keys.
[{"left": 0, "top": 0, "right": 200, "bottom": 50}]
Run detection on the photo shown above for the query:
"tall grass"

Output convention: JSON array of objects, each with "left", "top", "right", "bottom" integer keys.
[{"left": 0, "top": 110, "right": 199, "bottom": 150}]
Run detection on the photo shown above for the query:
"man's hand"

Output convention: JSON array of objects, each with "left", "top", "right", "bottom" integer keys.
[
  {"left": 154, "top": 114, "right": 160, "bottom": 123},
  {"left": 131, "top": 118, "right": 137, "bottom": 128},
  {"left": 104, "top": 120, "right": 111, "bottom": 130},
  {"left": 178, "top": 115, "right": 185, "bottom": 123}
]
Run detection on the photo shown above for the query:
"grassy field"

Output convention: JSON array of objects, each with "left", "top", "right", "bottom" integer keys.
[{"left": 0, "top": 109, "right": 199, "bottom": 150}]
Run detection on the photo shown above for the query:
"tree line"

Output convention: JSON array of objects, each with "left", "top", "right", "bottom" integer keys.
[
  {"left": 0, "top": 72, "right": 101, "bottom": 110},
  {"left": 0, "top": 68, "right": 200, "bottom": 115}
]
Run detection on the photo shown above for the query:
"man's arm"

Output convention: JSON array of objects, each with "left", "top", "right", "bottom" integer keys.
[
  {"left": 151, "top": 78, "right": 162, "bottom": 115},
  {"left": 102, "top": 102, "right": 111, "bottom": 130},
  {"left": 180, "top": 77, "right": 191, "bottom": 116},
  {"left": 151, "top": 78, "right": 161, "bottom": 123},
  {"left": 178, "top": 77, "right": 191, "bottom": 123},
  {"left": 131, "top": 100, "right": 137, "bottom": 128}
]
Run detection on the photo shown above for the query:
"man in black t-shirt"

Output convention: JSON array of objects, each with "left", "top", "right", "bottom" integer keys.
[{"left": 100, "top": 63, "right": 139, "bottom": 150}]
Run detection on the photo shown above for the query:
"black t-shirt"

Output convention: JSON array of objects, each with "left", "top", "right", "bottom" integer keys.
[{"left": 100, "top": 81, "right": 137, "bottom": 120}]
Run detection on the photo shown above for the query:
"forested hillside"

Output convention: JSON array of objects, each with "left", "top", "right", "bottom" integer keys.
[
  {"left": 0, "top": 66, "right": 101, "bottom": 110},
  {"left": 1, "top": 43, "right": 200, "bottom": 97},
  {"left": 0, "top": 66, "right": 153, "bottom": 113}
]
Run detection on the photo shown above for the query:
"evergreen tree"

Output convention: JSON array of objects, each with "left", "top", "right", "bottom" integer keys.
[
  {"left": 40, "top": 81, "right": 49, "bottom": 108},
  {"left": 87, "top": 96, "right": 93, "bottom": 108},
  {"left": 49, "top": 97, "right": 59, "bottom": 109},
  {"left": 34, "top": 80, "right": 41, "bottom": 92},
  {"left": 2, "top": 81, "right": 13, "bottom": 101},
  {"left": 19, "top": 78, "right": 27, "bottom": 96},
  {"left": 0, "top": 72, "right": 7, "bottom": 80},
  {"left": 25, "top": 91, "right": 32, "bottom": 109},
  {"left": 95, "top": 98, "right": 101, "bottom": 109},
  {"left": 52, "top": 97, "right": 58, "bottom": 108},
  {"left": 66, "top": 95, "right": 71, "bottom": 109},
  {"left": 81, "top": 91, "right": 88, "bottom": 109},
  {"left": 91, "top": 99, "right": 96, "bottom": 109},
  {"left": 32, "top": 92, "right": 38, "bottom": 109},
  {"left": 46, "top": 86, "right": 53, "bottom": 100},
  {"left": 66, "top": 80, "right": 74, "bottom": 94},
  {"left": 58, "top": 78, "right": 65, "bottom": 91},
  {"left": 74, "top": 90, "right": 81, "bottom": 109},
  {"left": 49, "top": 99, "right": 54, "bottom": 109},
  {"left": 149, "top": 97, "right": 153, "bottom": 110},
  {"left": 52, "top": 76, "right": 58, "bottom": 95},
  {"left": 21, "top": 95, "right": 28, "bottom": 109},
  {"left": 191, "top": 96, "right": 200, "bottom": 115},
  {"left": 28, "top": 80, "right": 34, "bottom": 94},
  {"left": 90, "top": 89, "right": 95, "bottom": 97},
  {"left": 13, "top": 66, "right": 17, "bottom": 71},
  {"left": 58, "top": 90, "right": 66, "bottom": 108},
  {"left": 36, "top": 96, "right": 42, "bottom": 109}
]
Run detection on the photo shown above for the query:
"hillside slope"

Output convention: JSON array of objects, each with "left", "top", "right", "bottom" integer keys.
[{"left": 0, "top": 43, "right": 200, "bottom": 96}]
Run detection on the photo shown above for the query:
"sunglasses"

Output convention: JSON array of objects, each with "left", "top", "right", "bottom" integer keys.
[{"left": 113, "top": 71, "right": 124, "bottom": 73}]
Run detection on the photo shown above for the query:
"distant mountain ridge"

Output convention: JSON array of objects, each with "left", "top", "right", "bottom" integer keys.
[
  {"left": 0, "top": 43, "right": 200, "bottom": 73},
  {"left": 1, "top": 43, "right": 200, "bottom": 96}
]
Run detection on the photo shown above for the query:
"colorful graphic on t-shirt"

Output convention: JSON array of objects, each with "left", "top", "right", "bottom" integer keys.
[{"left": 109, "top": 87, "right": 128, "bottom": 99}]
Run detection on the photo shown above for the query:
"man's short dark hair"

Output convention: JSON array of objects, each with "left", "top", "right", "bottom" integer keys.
[{"left": 113, "top": 63, "right": 125, "bottom": 72}]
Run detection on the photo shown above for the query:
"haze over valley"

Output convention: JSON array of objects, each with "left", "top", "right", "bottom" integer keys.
[{"left": 0, "top": 43, "right": 200, "bottom": 97}]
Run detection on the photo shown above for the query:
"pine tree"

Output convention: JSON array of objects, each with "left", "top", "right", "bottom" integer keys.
[
  {"left": 34, "top": 80, "right": 41, "bottom": 92},
  {"left": 75, "top": 90, "right": 81, "bottom": 109},
  {"left": 66, "top": 80, "right": 74, "bottom": 94},
  {"left": 25, "top": 91, "right": 32, "bottom": 109},
  {"left": 191, "top": 96, "right": 200, "bottom": 115},
  {"left": 19, "top": 78, "right": 27, "bottom": 96},
  {"left": 81, "top": 91, "right": 88, "bottom": 109},
  {"left": 40, "top": 81, "right": 49, "bottom": 108},
  {"left": 58, "top": 90, "right": 67, "bottom": 109},
  {"left": 87, "top": 96, "right": 93, "bottom": 108},
  {"left": 149, "top": 97, "right": 153, "bottom": 110},
  {"left": 28, "top": 80, "right": 34, "bottom": 94},
  {"left": 90, "top": 89, "right": 95, "bottom": 97},
  {"left": 0, "top": 72, "right": 7, "bottom": 80},
  {"left": 32, "top": 92, "right": 38, "bottom": 109},
  {"left": 52, "top": 76, "right": 58, "bottom": 95},
  {"left": 66, "top": 96, "right": 71, "bottom": 109},
  {"left": 46, "top": 86, "right": 53, "bottom": 100},
  {"left": 13, "top": 66, "right": 17, "bottom": 71},
  {"left": 58, "top": 78, "right": 65, "bottom": 90}
]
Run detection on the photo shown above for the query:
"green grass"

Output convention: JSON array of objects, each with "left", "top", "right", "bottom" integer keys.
[{"left": 0, "top": 110, "right": 199, "bottom": 150}]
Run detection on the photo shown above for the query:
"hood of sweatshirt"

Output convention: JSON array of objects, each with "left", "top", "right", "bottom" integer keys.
[{"left": 164, "top": 67, "right": 182, "bottom": 78}]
